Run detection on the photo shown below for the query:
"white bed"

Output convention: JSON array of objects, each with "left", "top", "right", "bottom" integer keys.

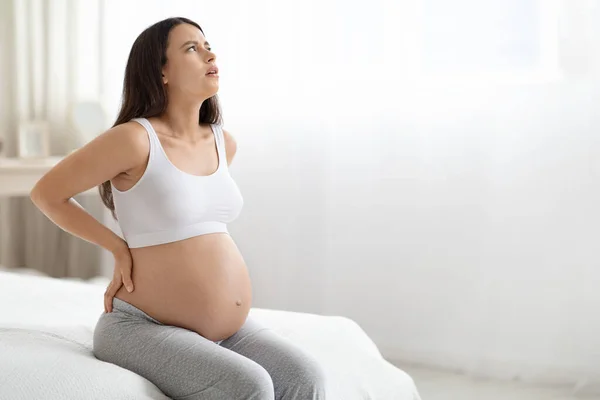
[
  {"left": 0, "top": 158, "right": 420, "bottom": 398},
  {"left": 0, "top": 269, "right": 421, "bottom": 400}
]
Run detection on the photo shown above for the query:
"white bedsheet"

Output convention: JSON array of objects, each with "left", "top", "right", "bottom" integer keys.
[{"left": 0, "top": 270, "right": 420, "bottom": 400}]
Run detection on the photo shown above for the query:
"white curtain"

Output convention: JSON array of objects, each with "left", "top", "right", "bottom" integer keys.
[{"left": 0, "top": 0, "right": 104, "bottom": 278}]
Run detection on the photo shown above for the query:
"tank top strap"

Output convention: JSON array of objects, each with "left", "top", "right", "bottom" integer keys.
[
  {"left": 131, "top": 117, "right": 160, "bottom": 159},
  {"left": 211, "top": 123, "right": 227, "bottom": 168}
]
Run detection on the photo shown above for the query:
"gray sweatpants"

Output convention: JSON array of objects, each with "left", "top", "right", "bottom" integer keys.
[{"left": 93, "top": 298, "right": 327, "bottom": 400}]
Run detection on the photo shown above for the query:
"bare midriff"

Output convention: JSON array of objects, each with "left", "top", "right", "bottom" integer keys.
[{"left": 114, "top": 233, "right": 252, "bottom": 342}]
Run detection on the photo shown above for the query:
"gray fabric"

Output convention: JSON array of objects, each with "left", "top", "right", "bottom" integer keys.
[{"left": 93, "top": 298, "right": 327, "bottom": 400}]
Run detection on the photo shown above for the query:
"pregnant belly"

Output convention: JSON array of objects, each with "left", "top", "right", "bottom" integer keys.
[{"left": 114, "top": 233, "right": 253, "bottom": 342}]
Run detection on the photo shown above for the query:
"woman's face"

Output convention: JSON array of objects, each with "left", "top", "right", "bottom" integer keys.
[{"left": 162, "top": 23, "right": 218, "bottom": 99}]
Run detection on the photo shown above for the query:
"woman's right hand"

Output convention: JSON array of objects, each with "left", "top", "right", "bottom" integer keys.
[{"left": 104, "top": 249, "right": 134, "bottom": 313}]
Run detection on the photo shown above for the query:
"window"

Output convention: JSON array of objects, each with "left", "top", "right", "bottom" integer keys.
[{"left": 417, "top": 0, "right": 561, "bottom": 84}]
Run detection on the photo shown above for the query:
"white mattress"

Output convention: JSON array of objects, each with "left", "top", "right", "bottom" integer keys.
[{"left": 0, "top": 270, "right": 421, "bottom": 400}]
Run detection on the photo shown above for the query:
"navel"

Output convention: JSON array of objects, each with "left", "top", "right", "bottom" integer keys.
[{"left": 236, "top": 299, "right": 242, "bottom": 306}]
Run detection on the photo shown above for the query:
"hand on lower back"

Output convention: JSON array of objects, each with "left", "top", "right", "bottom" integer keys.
[{"left": 104, "top": 249, "right": 134, "bottom": 313}]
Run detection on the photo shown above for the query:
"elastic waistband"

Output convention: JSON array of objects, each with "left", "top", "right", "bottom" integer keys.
[
  {"left": 125, "top": 222, "right": 229, "bottom": 248},
  {"left": 112, "top": 297, "right": 163, "bottom": 325},
  {"left": 111, "top": 297, "right": 224, "bottom": 345}
]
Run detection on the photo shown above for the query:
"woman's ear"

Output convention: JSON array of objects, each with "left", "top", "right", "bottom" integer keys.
[{"left": 161, "top": 71, "right": 168, "bottom": 85}]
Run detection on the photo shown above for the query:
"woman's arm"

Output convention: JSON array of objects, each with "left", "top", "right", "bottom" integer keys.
[{"left": 30, "top": 122, "right": 149, "bottom": 261}]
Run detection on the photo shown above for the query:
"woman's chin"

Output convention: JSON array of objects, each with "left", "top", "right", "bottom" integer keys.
[{"left": 206, "top": 86, "right": 219, "bottom": 97}]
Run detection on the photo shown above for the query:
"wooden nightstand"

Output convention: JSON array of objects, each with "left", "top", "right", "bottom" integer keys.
[{"left": 0, "top": 157, "right": 96, "bottom": 197}]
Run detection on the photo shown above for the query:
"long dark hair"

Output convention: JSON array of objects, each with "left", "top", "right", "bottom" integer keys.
[{"left": 99, "top": 17, "right": 223, "bottom": 220}]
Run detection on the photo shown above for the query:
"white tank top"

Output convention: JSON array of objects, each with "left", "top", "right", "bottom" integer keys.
[{"left": 111, "top": 118, "right": 244, "bottom": 248}]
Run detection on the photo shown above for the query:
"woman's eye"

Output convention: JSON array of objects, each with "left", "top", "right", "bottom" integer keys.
[{"left": 186, "top": 45, "right": 212, "bottom": 53}]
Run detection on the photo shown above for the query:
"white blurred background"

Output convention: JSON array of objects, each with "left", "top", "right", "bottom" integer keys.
[{"left": 1, "top": 0, "right": 599, "bottom": 396}]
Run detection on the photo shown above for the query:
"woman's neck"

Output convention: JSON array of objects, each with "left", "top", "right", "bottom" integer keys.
[{"left": 161, "top": 95, "right": 207, "bottom": 139}]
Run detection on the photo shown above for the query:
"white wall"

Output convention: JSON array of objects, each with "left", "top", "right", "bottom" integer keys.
[
  {"left": 97, "top": 0, "right": 600, "bottom": 390},
  {"left": 317, "top": 2, "right": 600, "bottom": 389},
  {"left": 323, "top": 82, "right": 600, "bottom": 385}
]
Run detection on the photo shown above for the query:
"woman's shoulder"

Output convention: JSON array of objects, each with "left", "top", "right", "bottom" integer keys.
[
  {"left": 220, "top": 127, "right": 237, "bottom": 164},
  {"left": 104, "top": 121, "right": 151, "bottom": 157}
]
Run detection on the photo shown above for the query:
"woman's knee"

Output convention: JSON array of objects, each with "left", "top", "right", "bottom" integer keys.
[
  {"left": 278, "top": 353, "right": 327, "bottom": 399},
  {"left": 230, "top": 360, "right": 275, "bottom": 400},
  {"left": 297, "top": 357, "right": 327, "bottom": 395},
  {"left": 167, "top": 356, "right": 275, "bottom": 400}
]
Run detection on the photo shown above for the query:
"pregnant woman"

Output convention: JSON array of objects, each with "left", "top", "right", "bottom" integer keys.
[{"left": 30, "top": 17, "right": 326, "bottom": 400}]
